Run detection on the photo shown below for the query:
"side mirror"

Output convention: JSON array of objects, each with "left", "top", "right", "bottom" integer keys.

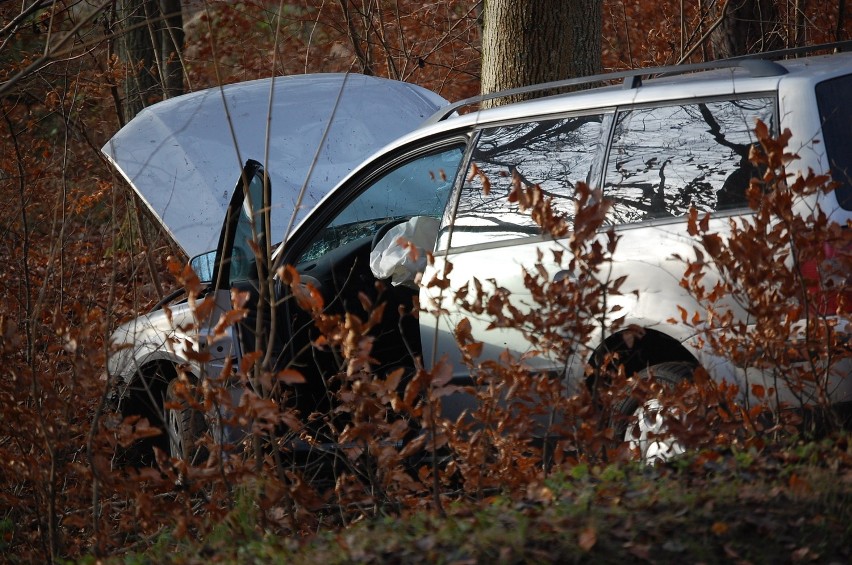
[{"left": 190, "top": 249, "right": 217, "bottom": 284}]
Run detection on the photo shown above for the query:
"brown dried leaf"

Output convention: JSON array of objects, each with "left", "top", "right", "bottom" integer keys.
[
  {"left": 276, "top": 368, "right": 306, "bottom": 385},
  {"left": 578, "top": 526, "right": 597, "bottom": 551},
  {"left": 431, "top": 361, "right": 453, "bottom": 388}
]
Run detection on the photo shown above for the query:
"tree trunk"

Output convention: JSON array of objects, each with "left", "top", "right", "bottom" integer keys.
[
  {"left": 118, "top": 0, "right": 184, "bottom": 122},
  {"left": 160, "top": 0, "right": 185, "bottom": 98},
  {"left": 117, "top": 0, "right": 185, "bottom": 294},
  {"left": 709, "top": 0, "right": 781, "bottom": 58},
  {"left": 480, "top": 0, "right": 601, "bottom": 107}
]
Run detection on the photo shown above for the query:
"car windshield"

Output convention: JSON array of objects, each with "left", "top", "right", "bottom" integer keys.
[
  {"left": 295, "top": 145, "right": 464, "bottom": 263},
  {"left": 297, "top": 216, "right": 409, "bottom": 263}
]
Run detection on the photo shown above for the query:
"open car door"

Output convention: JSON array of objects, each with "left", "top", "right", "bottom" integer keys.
[{"left": 206, "top": 159, "right": 273, "bottom": 380}]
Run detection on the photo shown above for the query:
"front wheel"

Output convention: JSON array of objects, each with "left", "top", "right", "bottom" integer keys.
[
  {"left": 166, "top": 379, "right": 208, "bottom": 464},
  {"left": 616, "top": 362, "right": 695, "bottom": 464}
]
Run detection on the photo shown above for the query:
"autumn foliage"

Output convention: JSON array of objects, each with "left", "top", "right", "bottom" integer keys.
[{"left": 1, "top": 1, "right": 850, "bottom": 562}]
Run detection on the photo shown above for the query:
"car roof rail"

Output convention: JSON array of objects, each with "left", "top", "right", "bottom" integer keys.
[{"left": 425, "top": 40, "right": 852, "bottom": 125}]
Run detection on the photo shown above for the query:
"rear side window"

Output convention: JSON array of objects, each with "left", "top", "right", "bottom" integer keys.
[
  {"left": 603, "top": 97, "right": 775, "bottom": 224},
  {"left": 816, "top": 74, "right": 852, "bottom": 211},
  {"left": 449, "top": 113, "right": 609, "bottom": 249}
]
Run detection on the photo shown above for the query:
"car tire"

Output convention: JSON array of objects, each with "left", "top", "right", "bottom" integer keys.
[
  {"left": 166, "top": 378, "right": 208, "bottom": 464},
  {"left": 615, "top": 361, "right": 695, "bottom": 464}
]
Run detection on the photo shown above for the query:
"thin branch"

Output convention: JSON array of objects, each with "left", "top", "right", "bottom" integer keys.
[
  {"left": 0, "top": 0, "right": 54, "bottom": 39},
  {"left": 0, "top": 0, "right": 112, "bottom": 97}
]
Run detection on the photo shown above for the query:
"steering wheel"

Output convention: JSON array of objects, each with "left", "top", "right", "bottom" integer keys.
[{"left": 370, "top": 217, "right": 410, "bottom": 252}]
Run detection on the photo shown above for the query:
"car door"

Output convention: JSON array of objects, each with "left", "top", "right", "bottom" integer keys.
[
  {"left": 419, "top": 112, "right": 613, "bottom": 398},
  {"left": 600, "top": 95, "right": 777, "bottom": 324},
  {"left": 204, "top": 159, "right": 273, "bottom": 380},
  {"left": 274, "top": 140, "right": 468, "bottom": 414}
]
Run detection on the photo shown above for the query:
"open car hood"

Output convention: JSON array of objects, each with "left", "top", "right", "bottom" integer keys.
[{"left": 102, "top": 74, "right": 446, "bottom": 258}]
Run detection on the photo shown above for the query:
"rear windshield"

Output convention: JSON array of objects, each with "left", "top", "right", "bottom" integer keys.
[{"left": 816, "top": 74, "right": 852, "bottom": 211}]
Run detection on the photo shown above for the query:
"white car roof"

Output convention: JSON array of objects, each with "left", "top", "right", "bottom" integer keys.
[
  {"left": 320, "top": 71, "right": 786, "bottom": 185},
  {"left": 102, "top": 73, "right": 447, "bottom": 258},
  {"left": 285, "top": 51, "right": 852, "bottom": 246}
]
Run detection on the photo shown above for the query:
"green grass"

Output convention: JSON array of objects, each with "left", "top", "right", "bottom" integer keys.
[{"left": 101, "top": 436, "right": 852, "bottom": 564}]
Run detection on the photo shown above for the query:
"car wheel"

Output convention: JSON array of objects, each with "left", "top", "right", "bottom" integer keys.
[
  {"left": 115, "top": 365, "right": 172, "bottom": 467},
  {"left": 166, "top": 379, "right": 208, "bottom": 464},
  {"left": 616, "top": 361, "right": 695, "bottom": 464}
]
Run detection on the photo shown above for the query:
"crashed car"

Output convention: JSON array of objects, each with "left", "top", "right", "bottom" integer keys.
[
  {"left": 104, "top": 73, "right": 448, "bottom": 460},
  {"left": 108, "top": 46, "right": 851, "bottom": 464}
]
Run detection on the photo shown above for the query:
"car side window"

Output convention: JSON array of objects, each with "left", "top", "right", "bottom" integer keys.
[
  {"left": 447, "top": 113, "right": 609, "bottom": 249},
  {"left": 230, "top": 169, "right": 268, "bottom": 283},
  {"left": 603, "top": 97, "right": 775, "bottom": 224},
  {"left": 212, "top": 161, "right": 268, "bottom": 289},
  {"left": 297, "top": 144, "right": 465, "bottom": 263}
]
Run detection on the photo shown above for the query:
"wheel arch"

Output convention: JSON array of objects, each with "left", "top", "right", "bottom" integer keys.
[
  {"left": 118, "top": 359, "right": 180, "bottom": 419},
  {"left": 588, "top": 326, "right": 698, "bottom": 381},
  {"left": 115, "top": 359, "right": 183, "bottom": 464}
]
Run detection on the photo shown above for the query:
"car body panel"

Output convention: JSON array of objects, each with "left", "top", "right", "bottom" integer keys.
[{"left": 413, "top": 51, "right": 852, "bottom": 413}]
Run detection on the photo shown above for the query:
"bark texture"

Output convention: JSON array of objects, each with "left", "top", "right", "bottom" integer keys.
[
  {"left": 480, "top": 0, "right": 601, "bottom": 106},
  {"left": 709, "top": 0, "right": 781, "bottom": 58},
  {"left": 118, "top": 0, "right": 185, "bottom": 122}
]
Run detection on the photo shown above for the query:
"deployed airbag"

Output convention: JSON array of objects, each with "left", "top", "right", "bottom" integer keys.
[{"left": 369, "top": 216, "right": 440, "bottom": 288}]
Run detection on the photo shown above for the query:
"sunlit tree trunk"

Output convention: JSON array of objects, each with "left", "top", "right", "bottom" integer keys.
[{"left": 480, "top": 0, "right": 601, "bottom": 106}]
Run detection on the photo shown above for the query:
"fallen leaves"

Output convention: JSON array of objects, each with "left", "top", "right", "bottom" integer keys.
[{"left": 578, "top": 526, "right": 597, "bottom": 551}]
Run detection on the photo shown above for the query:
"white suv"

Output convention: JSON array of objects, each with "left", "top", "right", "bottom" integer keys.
[{"left": 108, "top": 46, "right": 851, "bottom": 460}]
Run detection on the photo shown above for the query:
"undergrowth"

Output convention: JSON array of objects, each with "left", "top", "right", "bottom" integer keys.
[{"left": 101, "top": 435, "right": 852, "bottom": 564}]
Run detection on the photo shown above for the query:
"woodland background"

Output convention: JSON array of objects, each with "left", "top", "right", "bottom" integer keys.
[{"left": 1, "top": 1, "right": 851, "bottom": 562}]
